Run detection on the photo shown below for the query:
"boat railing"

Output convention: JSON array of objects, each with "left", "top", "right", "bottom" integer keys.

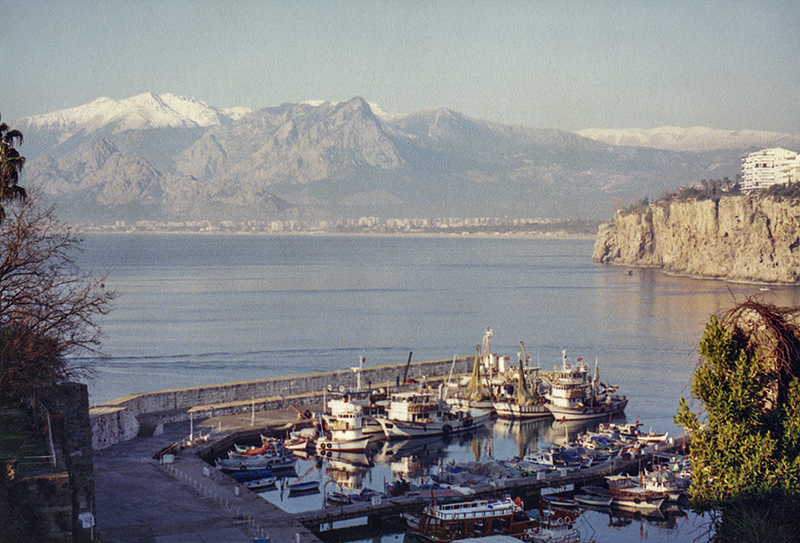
[{"left": 429, "top": 500, "right": 517, "bottom": 520}]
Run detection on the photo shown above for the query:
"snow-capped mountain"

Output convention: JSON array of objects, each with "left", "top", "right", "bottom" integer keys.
[
  {"left": 13, "top": 94, "right": 796, "bottom": 225},
  {"left": 577, "top": 126, "right": 800, "bottom": 152},
  {"left": 17, "top": 93, "right": 252, "bottom": 141}
]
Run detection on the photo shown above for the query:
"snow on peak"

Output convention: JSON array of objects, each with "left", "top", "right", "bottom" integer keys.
[
  {"left": 368, "top": 102, "right": 404, "bottom": 122},
  {"left": 576, "top": 126, "right": 800, "bottom": 152},
  {"left": 19, "top": 93, "right": 253, "bottom": 137}
]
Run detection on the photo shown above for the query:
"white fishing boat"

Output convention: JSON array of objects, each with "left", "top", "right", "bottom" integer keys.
[
  {"left": 545, "top": 352, "right": 627, "bottom": 421},
  {"left": 317, "top": 399, "right": 372, "bottom": 453},
  {"left": 324, "top": 356, "right": 385, "bottom": 437},
  {"left": 376, "top": 388, "right": 491, "bottom": 440}
]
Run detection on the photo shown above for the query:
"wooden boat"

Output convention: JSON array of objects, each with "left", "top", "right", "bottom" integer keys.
[
  {"left": 542, "top": 494, "right": 579, "bottom": 508},
  {"left": 407, "top": 497, "right": 536, "bottom": 543},
  {"left": 586, "top": 475, "right": 665, "bottom": 513},
  {"left": 493, "top": 341, "right": 552, "bottom": 420},
  {"left": 326, "top": 491, "right": 351, "bottom": 505},
  {"left": 288, "top": 480, "right": 319, "bottom": 494},
  {"left": 242, "top": 476, "right": 277, "bottom": 491},
  {"left": 574, "top": 493, "right": 613, "bottom": 507},
  {"left": 228, "top": 468, "right": 273, "bottom": 483},
  {"left": 636, "top": 431, "right": 669, "bottom": 443},
  {"left": 528, "top": 507, "right": 581, "bottom": 543},
  {"left": 545, "top": 352, "right": 627, "bottom": 421},
  {"left": 376, "top": 389, "right": 491, "bottom": 440}
]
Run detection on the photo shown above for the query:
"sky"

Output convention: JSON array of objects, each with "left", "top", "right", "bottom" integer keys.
[{"left": 3, "top": 0, "right": 799, "bottom": 134}]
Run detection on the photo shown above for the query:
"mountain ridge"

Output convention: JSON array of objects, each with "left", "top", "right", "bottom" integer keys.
[{"left": 12, "top": 94, "right": 800, "bottom": 225}]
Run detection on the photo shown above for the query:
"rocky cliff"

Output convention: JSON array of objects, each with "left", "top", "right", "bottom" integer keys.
[{"left": 593, "top": 195, "right": 800, "bottom": 283}]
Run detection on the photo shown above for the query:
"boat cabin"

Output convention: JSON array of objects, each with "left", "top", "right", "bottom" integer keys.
[{"left": 414, "top": 498, "right": 534, "bottom": 543}]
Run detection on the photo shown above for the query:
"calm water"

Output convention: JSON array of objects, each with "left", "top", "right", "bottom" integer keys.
[{"left": 77, "top": 234, "right": 800, "bottom": 542}]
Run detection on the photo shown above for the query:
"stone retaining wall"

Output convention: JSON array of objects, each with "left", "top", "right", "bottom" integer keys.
[{"left": 90, "top": 357, "right": 472, "bottom": 450}]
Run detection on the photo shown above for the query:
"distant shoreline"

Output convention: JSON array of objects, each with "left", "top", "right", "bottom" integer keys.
[{"left": 78, "top": 229, "right": 597, "bottom": 241}]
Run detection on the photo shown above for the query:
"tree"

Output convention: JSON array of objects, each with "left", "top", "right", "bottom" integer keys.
[
  {"left": 0, "top": 114, "right": 26, "bottom": 224},
  {"left": 676, "top": 299, "right": 800, "bottom": 542},
  {"left": 0, "top": 191, "right": 116, "bottom": 400}
]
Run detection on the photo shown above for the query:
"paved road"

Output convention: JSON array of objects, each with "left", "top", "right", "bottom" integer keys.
[{"left": 94, "top": 411, "right": 322, "bottom": 543}]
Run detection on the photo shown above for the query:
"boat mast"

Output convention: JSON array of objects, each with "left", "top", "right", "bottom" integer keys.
[{"left": 352, "top": 355, "right": 366, "bottom": 390}]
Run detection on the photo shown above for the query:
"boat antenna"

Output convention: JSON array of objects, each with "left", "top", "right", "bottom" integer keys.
[{"left": 402, "top": 351, "right": 413, "bottom": 385}]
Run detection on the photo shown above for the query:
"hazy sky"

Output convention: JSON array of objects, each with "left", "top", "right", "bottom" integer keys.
[{"left": 3, "top": 0, "right": 799, "bottom": 133}]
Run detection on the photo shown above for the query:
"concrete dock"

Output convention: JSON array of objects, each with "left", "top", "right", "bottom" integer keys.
[
  {"left": 94, "top": 400, "right": 681, "bottom": 542},
  {"left": 94, "top": 407, "right": 324, "bottom": 543}
]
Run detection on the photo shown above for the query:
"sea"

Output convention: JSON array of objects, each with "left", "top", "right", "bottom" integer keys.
[{"left": 76, "top": 233, "right": 800, "bottom": 543}]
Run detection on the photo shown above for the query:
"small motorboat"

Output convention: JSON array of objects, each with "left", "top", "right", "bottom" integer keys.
[
  {"left": 288, "top": 480, "right": 319, "bottom": 494},
  {"left": 326, "top": 491, "right": 351, "bottom": 505},
  {"left": 574, "top": 493, "right": 613, "bottom": 507},
  {"left": 242, "top": 477, "right": 277, "bottom": 491},
  {"left": 542, "top": 494, "right": 580, "bottom": 508}
]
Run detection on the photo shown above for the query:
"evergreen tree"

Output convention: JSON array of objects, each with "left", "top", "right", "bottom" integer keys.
[{"left": 676, "top": 299, "right": 800, "bottom": 542}]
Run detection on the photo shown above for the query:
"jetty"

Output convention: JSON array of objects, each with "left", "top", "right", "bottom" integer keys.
[
  {"left": 91, "top": 358, "right": 685, "bottom": 542},
  {"left": 293, "top": 439, "right": 683, "bottom": 534}
]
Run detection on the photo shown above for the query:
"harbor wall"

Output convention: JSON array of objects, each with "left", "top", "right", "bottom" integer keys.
[{"left": 90, "top": 356, "right": 473, "bottom": 450}]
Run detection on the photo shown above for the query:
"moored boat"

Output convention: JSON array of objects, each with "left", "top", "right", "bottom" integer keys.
[
  {"left": 288, "top": 480, "right": 319, "bottom": 494},
  {"left": 376, "top": 389, "right": 491, "bottom": 440},
  {"left": 242, "top": 476, "right": 277, "bottom": 491},
  {"left": 493, "top": 341, "right": 551, "bottom": 420},
  {"left": 407, "top": 497, "right": 536, "bottom": 543},
  {"left": 528, "top": 507, "right": 581, "bottom": 543},
  {"left": 574, "top": 493, "right": 613, "bottom": 507},
  {"left": 545, "top": 352, "right": 627, "bottom": 421},
  {"left": 586, "top": 475, "right": 665, "bottom": 513}
]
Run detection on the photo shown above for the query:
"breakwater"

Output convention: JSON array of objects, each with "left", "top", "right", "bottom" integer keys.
[{"left": 90, "top": 356, "right": 473, "bottom": 450}]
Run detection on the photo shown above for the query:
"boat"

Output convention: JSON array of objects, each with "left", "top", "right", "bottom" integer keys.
[
  {"left": 542, "top": 494, "right": 579, "bottom": 508},
  {"left": 636, "top": 430, "right": 669, "bottom": 443},
  {"left": 493, "top": 341, "right": 551, "bottom": 420},
  {"left": 574, "top": 494, "right": 613, "bottom": 507},
  {"left": 376, "top": 388, "right": 491, "bottom": 440},
  {"left": 288, "top": 480, "right": 319, "bottom": 494},
  {"left": 228, "top": 468, "right": 273, "bottom": 483},
  {"left": 524, "top": 447, "right": 583, "bottom": 470},
  {"left": 528, "top": 507, "right": 581, "bottom": 543},
  {"left": 324, "top": 356, "right": 386, "bottom": 437},
  {"left": 544, "top": 352, "right": 627, "bottom": 421},
  {"left": 242, "top": 476, "right": 277, "bottom": 491},
  {"left": 407, "top": 497, "right": 536, "bottom": 543},
  {"left": 216, "top": 450, "right": 297, "bottom": 473},
  {"left": 284, "top": 427, "right": 318, "bottom": 451},
  {"left": 639, "top": 466, "right": 688, "bottom": 501},
  {"left": 586, "top": 475, "right": 665, "bottom": 513},
  {"left": 325, "top": 491, "right": 352, "bottom": 505},
  {"left": 317, "top": 390, "right": 373, "bottom": 452}
]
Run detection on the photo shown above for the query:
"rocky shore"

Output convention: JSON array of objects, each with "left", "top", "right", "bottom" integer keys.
[{"left": 593, "top": 195, "right": 800, "bottom": 283}]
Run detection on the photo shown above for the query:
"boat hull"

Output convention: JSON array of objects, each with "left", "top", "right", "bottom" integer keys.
[
  {"left": 493, "top": 401, "right": 552, "bottom": 420},
  {"left": 316, "top": 434, "right": 372, "bottom": 453},
  {"left": 377, "top": 410, "right": 491, "bottom": 440},
  {"left": 546, "top": 397, "right": 628, "bottom": 421}
]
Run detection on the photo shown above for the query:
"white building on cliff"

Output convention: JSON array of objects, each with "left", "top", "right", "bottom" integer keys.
[{"left": 741, "top": 148, "right": 800, "bottom": 192}]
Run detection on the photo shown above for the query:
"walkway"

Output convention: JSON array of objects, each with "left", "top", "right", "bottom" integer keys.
[{"left": 93, "top": 408, "right": 322, "bottom": 543}]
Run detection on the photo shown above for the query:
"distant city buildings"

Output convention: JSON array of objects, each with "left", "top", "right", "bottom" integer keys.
[
  {"left": 741, "top": 148, "right": 800, "bottom": 192},
  {"left": 80, "top": 215, "right": 594, "bottom": 236}
]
